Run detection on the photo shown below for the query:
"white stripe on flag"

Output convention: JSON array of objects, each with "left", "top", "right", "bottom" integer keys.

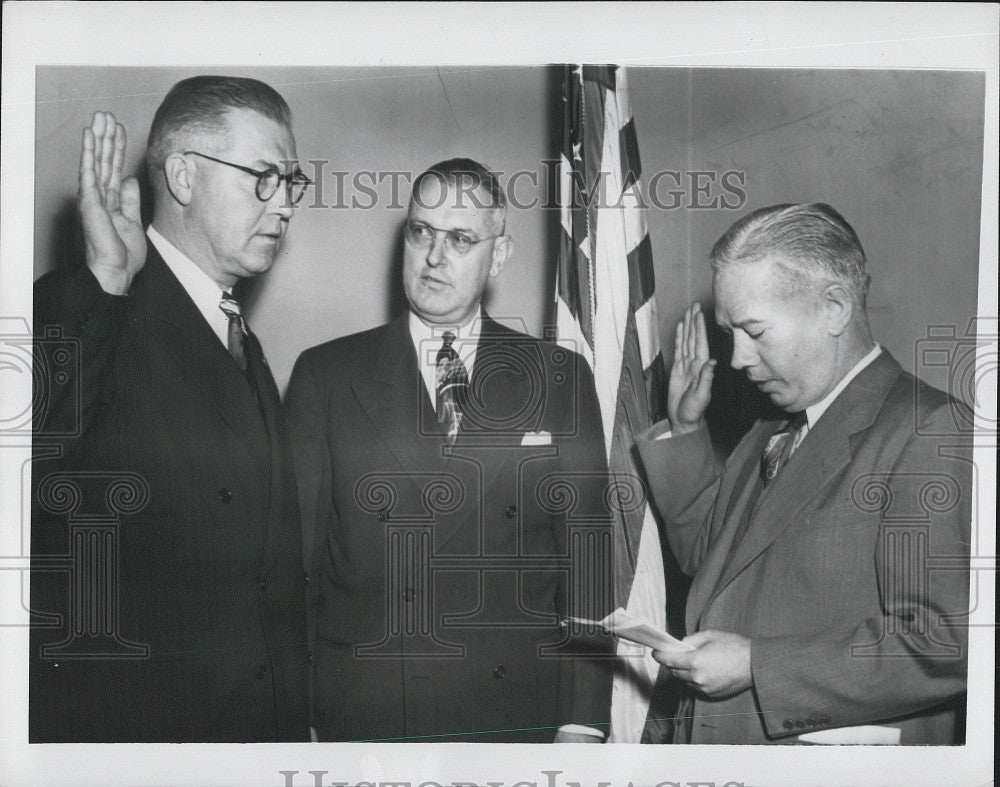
[
  {"left": 555, "top": 296, "right": 594, "bottom": 370},
  {"left": 592, "top": 85, "right": 630, "bottom": 457},
  {"left": 635, "top": 296, "right": 660, "bottom": 370},
  {"left": 559, "top": 152, "right": 574, "bottom": 238}
]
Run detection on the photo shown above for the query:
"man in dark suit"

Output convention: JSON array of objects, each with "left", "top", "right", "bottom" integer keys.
[
  {"left": 285, "top": 159, "right": 613, "bottom": 742},
  {"left": 30, "top": 76, "right": 311, "bottom": 742},
  {"left": 637, "top": 203, "right": 972, "bottom": 744}
]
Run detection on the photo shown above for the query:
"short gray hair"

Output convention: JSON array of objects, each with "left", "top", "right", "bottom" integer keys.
[
  {"left": 410, "top": 158, "right": 507, "bottom": 234},
  {"left": 710, "top": 203, "right": 871, "bottom": 304},
  {"left": 146, "top": 75, "right": 292, "bottom": 182}
]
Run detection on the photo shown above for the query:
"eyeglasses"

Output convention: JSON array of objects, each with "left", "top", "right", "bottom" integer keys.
[
  {"left": 183, "top": 151, "right": 312, "bottom": 205},
  {"left": 403, "top": 220, "right": 504, "bottom": 257}
]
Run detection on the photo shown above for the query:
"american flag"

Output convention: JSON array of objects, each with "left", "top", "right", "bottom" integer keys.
[{"left": 556, "top": 64, "right": 669, "bottom": 743}]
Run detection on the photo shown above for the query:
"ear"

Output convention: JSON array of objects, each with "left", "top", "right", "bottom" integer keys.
[
  {"left": 822, "top": 282, "right": 854, "bottom": 337},
  {"left": 489, "top": 235, "right": 513, "bottom": 278},
  {"left": 162, "top": 152, "right": 194, "bottom": 206}
]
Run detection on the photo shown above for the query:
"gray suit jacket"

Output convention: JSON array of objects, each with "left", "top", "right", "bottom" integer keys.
[{"left": 637, "top": 351, "right": 971, "bottom": 744}]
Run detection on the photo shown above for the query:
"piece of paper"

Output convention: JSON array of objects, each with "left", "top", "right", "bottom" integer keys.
[
  {"left": 563, "top": 607, "right": 693, "bottom": 652},
  {"left": 797, "top": 725, "right": 902, "bottom": 745}
]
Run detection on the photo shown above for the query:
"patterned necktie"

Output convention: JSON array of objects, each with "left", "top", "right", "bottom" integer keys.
[
  {"left": 218, "top": 293, "right": 248, "bottom": 372},
  {"left": 435, "top": 331, "right": 469, "bottom": 445},
  {"left": 760, "top": 412, "right": 807, "bottom": 486}
]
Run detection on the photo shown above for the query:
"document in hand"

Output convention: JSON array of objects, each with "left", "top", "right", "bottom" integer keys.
[{"left": 563, "top": 607, "right": 693, "bottom": 653}]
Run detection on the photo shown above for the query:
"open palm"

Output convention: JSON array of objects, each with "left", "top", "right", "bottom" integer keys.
[
  {"left": 667, "top": 303, "right": 716, "bottom": 434},
  {"left": 78, "top": 111, "right": 146, "bottom": 294}
]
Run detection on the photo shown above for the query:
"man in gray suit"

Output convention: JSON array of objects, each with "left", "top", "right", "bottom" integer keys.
[{"left": 638, "top": 203, "right": 971, "bottom": 744}]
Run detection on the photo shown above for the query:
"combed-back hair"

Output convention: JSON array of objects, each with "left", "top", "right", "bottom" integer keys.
[
  {"left": 411, "top": 158, "right": 507, "bottom": 233},
  {"left": 710, "top": 203, "right": 871, "bottom": 304},
  {"left": 146, "top": 75, "right": 292, "bottom": 180}
]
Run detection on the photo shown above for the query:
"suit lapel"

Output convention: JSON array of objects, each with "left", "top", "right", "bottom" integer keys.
[
  {"left": 349, "top": 314, "right": 445, "bottom": 486},
  {"left": 433, "top": 317, "right": 536, "bottom": 553},
  {"left": 698, "top": 352, "right": 905, "bottom": 623},
  {"left": 133, "top": 248, "right": 270, "bottom": 477}
]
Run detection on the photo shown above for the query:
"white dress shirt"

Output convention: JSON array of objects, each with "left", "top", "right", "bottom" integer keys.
[
  {"left": 147, "top": 225, "right": 233, "bottom": 348},
  {"left": 793, "top": 344, "right": 882, "bottom": 453}
]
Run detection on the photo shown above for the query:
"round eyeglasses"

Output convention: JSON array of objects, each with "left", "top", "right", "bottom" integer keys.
[
  {"left": 404, "top": 220, "right": 504, "bottom": 257},
  {"left": 183, "top": 151, "right": 312, "bottom": 205}
]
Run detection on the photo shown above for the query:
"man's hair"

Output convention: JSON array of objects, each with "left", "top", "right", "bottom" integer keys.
[
  {"left": 146, "top": 75, "right": 292, "bottom": 183},
  {"left": 710, "top": 203, "right": 871, "bottom": 304},
  {"left": 410, "top": 158, "right": 507, "bottom": 233}
]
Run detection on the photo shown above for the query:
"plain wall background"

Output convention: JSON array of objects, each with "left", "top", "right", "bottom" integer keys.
[{"left": 34, "top": 67, "right": 985, "bottom": 429}]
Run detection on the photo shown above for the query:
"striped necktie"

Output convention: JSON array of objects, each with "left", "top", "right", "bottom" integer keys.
[
  {"left": 435, "top": 332, "right": 469, "bottom": 445},
  {"left": 218, "top": 292, "right": 248, "bottom": 372},
  {"left": 760, "top": 412, "right": 807, "bottom": 486}
]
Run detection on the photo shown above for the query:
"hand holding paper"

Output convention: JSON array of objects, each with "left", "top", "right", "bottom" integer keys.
[
  {"left": 652, "top": 629, "right": 752, "bottom": 699},
  {"left": 563, "top": 607, "right": 692, "bottom": 653}
]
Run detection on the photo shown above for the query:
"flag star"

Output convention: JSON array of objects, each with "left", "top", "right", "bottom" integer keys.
[{"left": 572, "top": 142, "right": 582, "bottom": 162}]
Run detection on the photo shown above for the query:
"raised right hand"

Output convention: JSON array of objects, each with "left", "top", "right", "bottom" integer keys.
[
  {"left": 78, "top": 111, "right": 146, "bottom": 295},
  {"left": 667, "top": 303, "right": 716, "bottom": 435}
]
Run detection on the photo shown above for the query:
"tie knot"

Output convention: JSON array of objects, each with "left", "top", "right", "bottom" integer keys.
[
  {"left": 441, "top": 331, "right": 456, "bottom": 350},
  {"left": 786, "top": 411, "right": 807, "bottom": 433},
  {"left": 219, "top": 293, "right": 242, "bottom": 319}
]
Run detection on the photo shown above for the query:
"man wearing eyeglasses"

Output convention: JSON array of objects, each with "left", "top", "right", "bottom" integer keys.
[
  {"left": 285, "top": 159, "right": 614, "bottom": 742},
  {"left": 30, "top": 76, "right": 310, "bottom": 742}
]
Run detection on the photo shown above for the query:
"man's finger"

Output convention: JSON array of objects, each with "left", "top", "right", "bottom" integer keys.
[
  {"left": 674, "top": 319, "right": 684, "bottom": 369},
  {"left": 79, "top": 127, "right": 96, "bottom": 193},
  {"left": 696, "top": 359, "right": 716, "bottom": 400},
  {"left": 119, "top": 177, "right": 142, "bottom": 226},
  {"left": 90, "top": 112, "right": 107, "bottom": 187},
  {"left": 99, "top": 113, "right": 116, "bottom": 191},
  {"left": 653, "top": 648, "right": 694, "bottom": 670},
  {"left": 110, "top": 122, "right": 126, "bottom": 193},
  {"left": 694, "top": 305, "right": 709, "bottom": 362},
  {"left": 685, "top": 304, "right": 698, "bottom": 361}
]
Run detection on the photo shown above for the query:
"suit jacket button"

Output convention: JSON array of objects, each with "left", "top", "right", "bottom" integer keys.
[
  {"left": 795, "top": 719, "right": 806, "bottom": 729},
  {"left": 402, "top": 588, "right": 415, "bottom": 602},
  {"left": 259, "top": 581, "right": 267, "bottom": 592},
  {"left": 218, "top": 488, "right": 232, "bottom": 503},
  {"left": 782, "top": 719, "right": 794, "bottom": 730},
  {"left": 504, "top": 505, "right": 517, "bottom": 518},
  {"left": 493, "top": 665, "right": 506, "bottom": 679},
  {"left": 377, "top": 509, "right": 388, "bottom": 522},
  {"left": 807, "top": 717, "right": 817, "bottom": 727}
]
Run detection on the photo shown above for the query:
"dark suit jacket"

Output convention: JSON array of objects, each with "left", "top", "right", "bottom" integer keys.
[
  {"left": 637, "top": 351, "right": 971, "bottom": 744},
  {"left": 284, "top": 312, "right": 614, "bottom": 742},
  {"left": 30, "top": 248, "right": 308, "bottom": 742}
]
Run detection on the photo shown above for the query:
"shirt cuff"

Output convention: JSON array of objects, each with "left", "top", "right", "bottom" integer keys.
[{"left": 558, "top": 724, "right": 606, "bottom": 739}]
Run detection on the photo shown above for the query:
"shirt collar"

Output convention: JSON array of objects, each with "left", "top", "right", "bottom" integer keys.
[
  {"left": 408, "top": 309, "right": 482, "bottom": 368},
  {"left": 147, "top": 225, "right": 232, "bottom": 347},
  {"left": 804, "top": 344, "right": 882, "bottom": 428}
]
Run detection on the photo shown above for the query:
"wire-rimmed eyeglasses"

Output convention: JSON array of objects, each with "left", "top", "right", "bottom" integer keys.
[
  {"left": 183, "top": 151, "right": 312, "bottom": 205},
  {"left": 403, "top": 219, "right": 504, "bottom": 257}
]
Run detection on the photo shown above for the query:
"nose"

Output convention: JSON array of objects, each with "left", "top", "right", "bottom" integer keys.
[
  {"left": 268, "top": 186, "right": 295, "bottom": 220},
  {"left": 730, "top": 332, "right": 757, "bottom": 370},
  {"left": 425, "top": 233, "right": 447, "bottom": 267}
]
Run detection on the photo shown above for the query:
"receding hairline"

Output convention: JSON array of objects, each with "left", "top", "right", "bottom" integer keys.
[{"left": 407, "top": 173, "right": 507, "bottom": 234}]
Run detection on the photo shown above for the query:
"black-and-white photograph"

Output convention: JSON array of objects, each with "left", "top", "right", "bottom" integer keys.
[{"left": 2, "top": 4, "right": 996, "bottom": 786}]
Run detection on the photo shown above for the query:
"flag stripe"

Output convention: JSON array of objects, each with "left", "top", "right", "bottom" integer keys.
[
  {"left": 557, "top": 64, "right": 670, "bottom": 743},
  {"left": 620, "top": 117, "right": 641, "bottom": 192}
]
